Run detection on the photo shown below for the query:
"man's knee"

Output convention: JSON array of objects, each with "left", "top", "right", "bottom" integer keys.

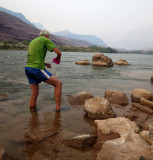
[{"left": 57, "top": 80, "right": 62, "bottom": 88}]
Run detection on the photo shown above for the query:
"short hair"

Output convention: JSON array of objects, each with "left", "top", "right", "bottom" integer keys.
[{"left": 39, "top": 30, "right": 50, "bottom": 36}]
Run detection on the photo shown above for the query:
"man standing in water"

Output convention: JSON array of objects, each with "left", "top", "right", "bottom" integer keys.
[{"left": 25, "top": 30, "right": 62, "bottom": 112}]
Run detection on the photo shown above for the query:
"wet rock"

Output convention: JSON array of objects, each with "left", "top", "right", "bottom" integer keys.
[
  {"left": 95, "top": 117, "right": 153, "bottom": 160},
  {"left": 75, "top": 60, "right": 90, "bottom": 65},
  {"left": 60, "top": 130, "right": 97, "bottom": 149},
  {"left": 0, "top": 147, "right": 16, "bottom": 160},
  {"left": 30, "top": 151, "right": 50, "bottom": 160},
  {"left": 25, "top": 129, "right": 58, "bottom": 144},
  {"left": 92, "top": 54, "right": 114, "bottom": 67},
  {"left": 104, "top": 90, "right": 129, "bottom": 106},
  {"left": 84, "top": 97, "right": 116, "bottom": 119},
  {"left": 140, "top": 130, "right": 153, "bottom": 156},
  {"left": 142, "top": 122, "right": 151, "bottom": 131},
  {"left": 0, "top": 94, "right": 8, "bottom": 101},
  {"left": 114, "top": 59, "right": 129, "bottom": 65},
  {"left": 131, "top": 89, "right": 153, "bottom": 103},
  {"left": 124, "top": 112, "right": 138, "bottom": 121},
  {"left": 132, "top": 102, "right": 153, "bottom": 115},
  {"left": 140, "top": 98, "right": 153, "bottom": 109},
  {"left": 64, "top": 91, "right": 94, "bottom": 106}
]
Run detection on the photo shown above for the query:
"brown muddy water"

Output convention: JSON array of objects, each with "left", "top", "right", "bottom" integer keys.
[{"left": 0, "top": 50, "right": 153, "bottom": 159}]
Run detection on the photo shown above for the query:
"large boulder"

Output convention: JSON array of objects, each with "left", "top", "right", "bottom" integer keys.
[
  {"left": 84, "top": 97, "right": 116, "bottom": 119},
  {"left": 60, "top": 130, "right": 97, "bottom": 149},
  {"left": 114, "top": 59, "right": 129, "bottom": 65},
  {"left": 92, "top": 54, "right": 114, "bottom": 67},
  {"left": 104, "top": 90, "right": 129, "bottom": 106},
  {"left": 64, "top": 91, "right": 94, "bottom": 106},
  {"left": 95, "top": 117, "right": 153, "bottom": 160},
  {"left": 131, "top": 89, "right": 153, "bottom": 103},
  {"left": 75, "top": 60, "right": 90, "bottom": 65}
]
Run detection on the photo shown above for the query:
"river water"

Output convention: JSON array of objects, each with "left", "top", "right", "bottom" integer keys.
[{"left": 0, "top": 50, "right": 153, "bottom": 159}]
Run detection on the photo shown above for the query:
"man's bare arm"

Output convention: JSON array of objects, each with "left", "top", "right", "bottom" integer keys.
[{"left": 53, "top": 48, "right": 61, "bottom": 58}]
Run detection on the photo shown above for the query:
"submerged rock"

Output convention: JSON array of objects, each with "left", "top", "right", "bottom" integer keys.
[
  {"left": 104, "top": 90, "right": 129, "bottom": 106},
  {"left": 64, "top": 91, "right": 94, "bottom": 106},
  {"left": 95, "top": 117, "right": 153, "bottom": 160},
  {"left": 60, "top": 130, "right": 97, "bottom": 149},
  {"left": 25, "top": 129, "right": 58, "bottom": 144},
  {"left": 75, "top": 60, "right": 90, "bottom": 65},
  {"left": 84, "top": 97, "right": 116, "bottom": 119},
  {"left": 92, "top": 54, "right": 114, "bottom": 67},
  {"left": 0, "top": 94, "right": 8, "bottom": 101},
  {"left": 114, "top": 59, "right": 129, "bottom": 65}
]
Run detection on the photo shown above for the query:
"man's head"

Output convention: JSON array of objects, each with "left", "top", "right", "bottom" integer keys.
[{"left": 39, "top": 30, "right": 50, "bottom": 38}]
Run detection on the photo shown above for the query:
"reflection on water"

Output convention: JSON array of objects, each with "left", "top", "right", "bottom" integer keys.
[{"left": 0, "top": 50, "right": 153, "bottom": 159}]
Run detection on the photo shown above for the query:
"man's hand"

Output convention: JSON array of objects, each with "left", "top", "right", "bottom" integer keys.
[{"left": 45, "top": 63, "right": 52, "bottom": 68}]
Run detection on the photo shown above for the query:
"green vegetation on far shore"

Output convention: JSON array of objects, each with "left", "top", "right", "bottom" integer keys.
[
  {"left": 0, "top": 40, "right": 118, "bottom": 53},
  {"left": 57, "top": 45, "right": 118, "bottom": 53},
  {"left": 0, "top": 40, "right": 153, "bottom": 54},
  {"left": 0, "top": 40, "right": 29, "bottom": 50}
]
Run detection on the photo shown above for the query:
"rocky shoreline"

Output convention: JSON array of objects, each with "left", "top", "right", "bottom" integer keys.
[{"left": 1, "top": 53, "right": 153, "bottom": 160}]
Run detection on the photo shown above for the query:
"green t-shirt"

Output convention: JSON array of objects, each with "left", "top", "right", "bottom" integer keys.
[{"left": 26, "top": 36, "right": 56, "bottom": 69}]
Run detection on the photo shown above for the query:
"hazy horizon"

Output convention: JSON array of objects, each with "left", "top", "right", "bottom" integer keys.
[{"left": 0, "top": 0, "right": 153, "bottom": 50}]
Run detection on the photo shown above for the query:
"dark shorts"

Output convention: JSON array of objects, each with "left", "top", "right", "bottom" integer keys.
[{"left": 25, "top": 67, "right": 52, "bottom": 84}]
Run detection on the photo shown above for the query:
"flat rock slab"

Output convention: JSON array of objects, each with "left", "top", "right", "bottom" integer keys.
[
  {"left": 114, "top": 59, "right": 129, "bottom": 65},
  {"left": 60, "top": 130, "right": 97, "bottom": 149},
  {"left": 132, "top": 102, "right": 153, "bottom": 115},
  {"left": 75, "top": 60, "right": 90, "bottom": 65}
]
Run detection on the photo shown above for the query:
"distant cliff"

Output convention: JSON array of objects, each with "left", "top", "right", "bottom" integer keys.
[
  {"left": 54, "top": 30, "right": 107, "bottom": 47},
  {"left": 0, "top": 6, "right": 34, "bottom": 26},
  {"left": 0, "top": 11, "right": 93, "bottom": 47}
]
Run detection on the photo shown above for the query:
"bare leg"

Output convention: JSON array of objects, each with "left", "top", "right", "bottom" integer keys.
[
  {"left": 45, "top": 76, "right": 62, "bottom": 111},
  {"left": 30, "top": 84, "right": 39, "bottom": 111}
]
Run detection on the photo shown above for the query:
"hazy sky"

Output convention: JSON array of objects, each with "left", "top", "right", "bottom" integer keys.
[{"left": 0, "top": 0, "right": 153, "bottom": 50}]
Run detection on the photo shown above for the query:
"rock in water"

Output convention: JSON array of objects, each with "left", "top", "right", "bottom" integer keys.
[
  {"left": 104, "top": 90, "right": 129, "bottom": 106},
  {"left": 64, "top": 91, "right": 94, "bottom": 106},
  {"left": 114, "top": 59, "right": 129, "bottom": 65},
  {"left": 95, "top": 117, "right": 153, "bottom": 160},
  {"left": 84, "top": 97, "right": 116, "bottom": 119},
  {"left": 92, "top": 54, "right": 114, "bottom": 67},
  {"left": 75, "top": 60, "right": 90, "bottom": 65},
  {"left": 131, "top": 89, "right": 153, "bottom": 103},
  {"left": 60, "top": 130, "right": 97, "bottom": 149}
]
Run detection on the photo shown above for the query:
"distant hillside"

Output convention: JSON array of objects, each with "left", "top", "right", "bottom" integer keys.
[
  {"left": 54, "top": 30, "right": 107, "bottom": 47},
  {"left": 0, "top": 6, "right": 34, "bottom": 26},
  {"left": 0, "top": 11, "right": 93, "bottom": 47}
]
